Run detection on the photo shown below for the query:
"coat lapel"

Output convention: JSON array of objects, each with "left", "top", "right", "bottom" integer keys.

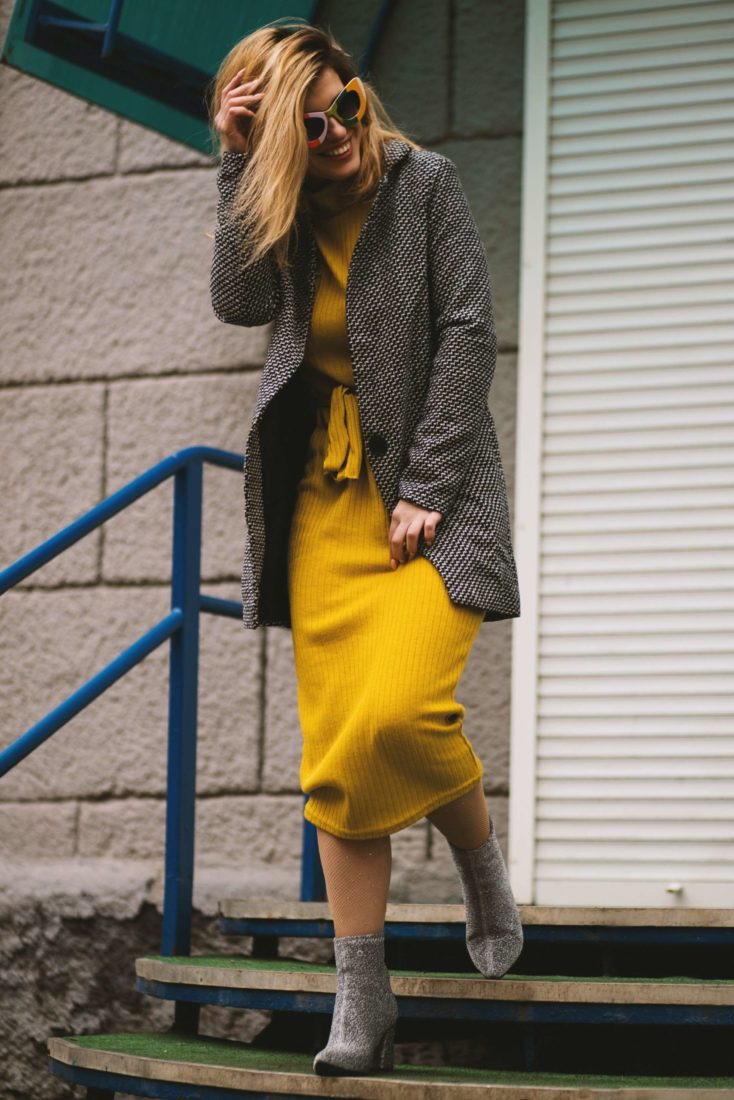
[{"left": 249, "top": 139, "right": 413, "bottom": 429}]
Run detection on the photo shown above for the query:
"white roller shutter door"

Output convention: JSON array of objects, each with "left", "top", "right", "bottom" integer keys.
[{"left": 509, "top": 0, "right": 734, "bottom": 906}]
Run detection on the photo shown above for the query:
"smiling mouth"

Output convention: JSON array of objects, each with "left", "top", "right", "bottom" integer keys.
[{"left": 320, "top": 138, "right": 353, "bottom": 158}]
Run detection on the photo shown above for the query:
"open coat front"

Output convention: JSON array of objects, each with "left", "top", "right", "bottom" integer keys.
[{"left": 210, "top": 138, "right": 521, "bottom": 630}]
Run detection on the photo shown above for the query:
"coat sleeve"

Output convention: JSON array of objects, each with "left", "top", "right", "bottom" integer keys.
[
  {"left": 210, "top": 150, "right": 282, "bottom": 327},
  {"left": 397, "top": 155, "right": 497, "bottom": 518}
]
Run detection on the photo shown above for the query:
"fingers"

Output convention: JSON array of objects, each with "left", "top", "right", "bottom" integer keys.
[
  {"left": 388, "top": 519, "right": 419, "bottom": 566},
  {"left": 422, "top": 515, "right": 439, "bottom": 546},
  {"left": 226, "top": 67, "right": 262, "bottom": 93},
  {"left": 224, "top": 69, "right": 265, "bottom": 116},
  {"left": 215, "top": 68, "right": 266, "bottom": 150},
  {"left": 388, "top": 504, "right": 443, "bottom": 569},
  {"left": 388, "top": 517, "right": 408, "bottom": 566}
]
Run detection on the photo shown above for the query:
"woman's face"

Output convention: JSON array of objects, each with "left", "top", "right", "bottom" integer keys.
[{"left": 304, "top": 67, "right": 362, "bottom": 183}]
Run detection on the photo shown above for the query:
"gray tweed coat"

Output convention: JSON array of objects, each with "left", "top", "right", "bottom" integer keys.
[{"left": 211, "top": 137, "right": 521, "bottom": 629}]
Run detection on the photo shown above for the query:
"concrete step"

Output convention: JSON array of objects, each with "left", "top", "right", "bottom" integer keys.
[
  {"left": 47, "top": 1031, "right": 734, "bottom": 1098},
  {"left": 134, "top": 954, "right": 734, "bottom": 1026}
]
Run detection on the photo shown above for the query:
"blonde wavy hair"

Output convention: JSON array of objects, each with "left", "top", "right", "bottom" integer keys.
[{"left": 205, "top": 18, "right": 423, "bottom": 273}]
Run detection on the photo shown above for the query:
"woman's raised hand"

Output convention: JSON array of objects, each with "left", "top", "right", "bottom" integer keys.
[{"left": 214, "top": 67, "right": 266, "bottom": 154}]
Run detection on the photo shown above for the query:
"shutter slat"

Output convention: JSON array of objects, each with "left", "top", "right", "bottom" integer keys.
[
  {"left": 540, "top": 654, "right": 734, "bottom": 672},
  {"left": 540, "top": 737, "right": 734, "bottom": 757},
  {"left": 538, "top": 798, "right": 734, "bottom": 820},
  {"left": 539, "top": 819, "right": 734, "bottom": 839},
  {"left": 537, "top": 862, "right": 731, "bottom": 880}
]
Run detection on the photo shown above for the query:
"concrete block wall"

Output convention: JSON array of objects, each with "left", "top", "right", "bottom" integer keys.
[{"left": 0, "top": 0, "right": 525, "bottom": 1089}]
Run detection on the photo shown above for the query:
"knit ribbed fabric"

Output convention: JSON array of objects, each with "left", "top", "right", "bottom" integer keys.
[{"left": 288, "top": 173, "right": 485, "bottom": 840}]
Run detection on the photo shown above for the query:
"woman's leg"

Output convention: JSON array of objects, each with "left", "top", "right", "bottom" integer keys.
[
  {"left": 428, "top": 780, "right": 523, "bottom": 978},
  {"left": 316, "top": 827, "right": 392, "bottom": 936},
  {"left": 313, "top": 827, "right": 398, "bottom": 1075},
  {"left": 426, "top": 779, "right": 490, "bottom": 849}
]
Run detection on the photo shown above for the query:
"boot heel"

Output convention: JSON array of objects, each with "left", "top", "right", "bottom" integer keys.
[{"left": 376, "top": 1023, "right": 395, "bottom": 1070}]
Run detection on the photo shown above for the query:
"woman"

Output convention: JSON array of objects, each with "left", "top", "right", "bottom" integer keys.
[{"left": 208, "top": 18, "right": 523, "bottom": 1078}]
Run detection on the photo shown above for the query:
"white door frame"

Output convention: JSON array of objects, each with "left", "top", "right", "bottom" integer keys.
[{"left": 508, "top": 0, "right": 552, "bottom": 905}]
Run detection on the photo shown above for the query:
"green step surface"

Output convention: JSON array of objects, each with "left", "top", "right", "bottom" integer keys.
[{"left": 48, "top": 1032, "right": 734, "bottom": 1098}]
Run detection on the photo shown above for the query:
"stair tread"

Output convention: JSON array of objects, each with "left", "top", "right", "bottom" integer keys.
[
  {"left": 135, "top": 955, "right": 734, "bottom": 1004},
  {"left": 218, "top": 900, "right": 734, "bottom": 928},
  {"left": 48, "top": 1032, "right": 734, "bottom": 1098}
]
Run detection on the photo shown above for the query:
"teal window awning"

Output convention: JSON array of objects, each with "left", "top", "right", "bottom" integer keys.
[{"left": 1, "top": 1, "right": 389, "bottom": 156}]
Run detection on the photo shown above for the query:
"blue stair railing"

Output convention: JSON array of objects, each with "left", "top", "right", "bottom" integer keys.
[{"left": 0, "top": 445, "right": 326, "bottom": 958}]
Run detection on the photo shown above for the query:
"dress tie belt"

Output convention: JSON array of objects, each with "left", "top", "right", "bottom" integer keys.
[{"left": 322, "top": 383, "right": 363, "bottom": 482}]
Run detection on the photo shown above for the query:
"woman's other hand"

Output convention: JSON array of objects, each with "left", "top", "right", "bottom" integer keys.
[
  {"left": 214, "top": 67, "right": 266, "bottom": 154},
  {"left": 388, "top": 499, "right": 442, "bottom": 570}
]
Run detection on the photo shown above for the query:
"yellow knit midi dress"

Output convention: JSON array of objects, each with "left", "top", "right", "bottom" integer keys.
[{"left": 287, "top": 174, "right": 485, "bottom": 841}]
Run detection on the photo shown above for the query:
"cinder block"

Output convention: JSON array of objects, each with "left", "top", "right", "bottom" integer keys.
[
  {"left": 454, "top": 0, "right": 526, "bottom": 134},
  {"left": 77, "top": 792, "right": 304, "bottom": 865},
  {"left": 0, "top": 801, "right": 77, "bottom": 859},
  {"left": 0, "top": 170, "right": 270, "bottom": 385},
  {"left": 118, "top": 118, "right": 213, "bottom": 172},
  {"left": 197, "top": 604, "right": 261, "bottom": 794},
  {"left": 390, "top": 818, "right": 429, "bottom": 868},
  {"left": 2, "top": 581, "right": 260, "bottom": 800},
  {"left": 78, "top": 798, "right": 166, "bottom": 859},
  {"left": 104, "top": 371, "right": 260, "bottom": 583},
  {"left": 196, "top": 794, "right": 305, "bottom": 864},
  {"left": 0, "top": 383, "right": 104, "bottom": 586},
  {"left": 367, "top": 0, "right": 450, "bottom": 144},
  {"left": 0, "top": 65, "right": 117, "bottom": 184}
]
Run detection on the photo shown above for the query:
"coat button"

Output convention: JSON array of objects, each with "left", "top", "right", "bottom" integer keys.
[{"left": 368, "top": 432, "right": 388, "bottom": 456}]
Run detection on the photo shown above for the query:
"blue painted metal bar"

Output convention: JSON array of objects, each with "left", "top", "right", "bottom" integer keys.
[
  {"left": 36, "top": 18, "right": 110, "bottom": 32},
  {"left": 0, "top": 609, "right": 183, "bottom": 778},
  {"left": 36, "top": 0, "right": 126, "bottom": 59},
  {"left": 0, "top": 445, "right": 241, "bottom": 595},
  {"left": 300, "top": 796, "right": 326, "bottom": 902},
  {"left": 162, "top": 459, "right": 203, "bottom": 958},
  {"left": 0, "top": 445, "right": 324, "bottom": 971},
  {"left": 50, "top": 1060, "right": 292, "bottom": 1100},
  {"left": 217, "top": 917, "right": 734, "bottom": 946},
  {"left": 199, "top": 593, "right": 242, "bottom": 619},
  {"left": 101, "top": 0, "right": 124, "bottom": 58}
]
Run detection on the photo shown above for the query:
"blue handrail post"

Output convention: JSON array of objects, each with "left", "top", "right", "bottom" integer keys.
[
  {"left": 162, "top": 456, "right": 203, "bottom": 957},
  {"left": 300, "top": 802, "right": 327, "bottom": 901}
]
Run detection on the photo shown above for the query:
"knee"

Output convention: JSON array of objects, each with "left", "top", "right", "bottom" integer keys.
[
  {"left": 367, "top": 690, "right": 464, "bottom": 745},
  {"left": 368, "top": 692, "right": 418, "bottom": 737}
]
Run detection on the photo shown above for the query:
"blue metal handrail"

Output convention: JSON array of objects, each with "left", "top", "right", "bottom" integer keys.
[{"left": 0, "top": 445, "right": 325, "bottom": 958}]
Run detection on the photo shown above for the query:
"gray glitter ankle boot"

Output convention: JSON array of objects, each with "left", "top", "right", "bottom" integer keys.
[
  {"left": 313, "top": 932, "right": 399, "bottom": 1076},
  {"left": 448, "top": 817, "right": 524, "bottom": 979}
]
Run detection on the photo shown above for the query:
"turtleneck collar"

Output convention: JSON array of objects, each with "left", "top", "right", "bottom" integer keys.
[
  {"left": 302, "top": 137, "right": 413, "bottom": 218},
  {"left": 304, "top": 175, "right": 355, "bottom": 217}
]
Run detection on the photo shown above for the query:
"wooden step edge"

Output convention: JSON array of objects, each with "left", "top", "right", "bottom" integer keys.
[
  {"left": 47, "top": 1034, "right": 734, "bottom": 1099},
  {"left": 134, "top": 958, "right": 734, "bottom": 1006},
  {"left": 218, "top": 900, "right": 734, "bottom": 928}
]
